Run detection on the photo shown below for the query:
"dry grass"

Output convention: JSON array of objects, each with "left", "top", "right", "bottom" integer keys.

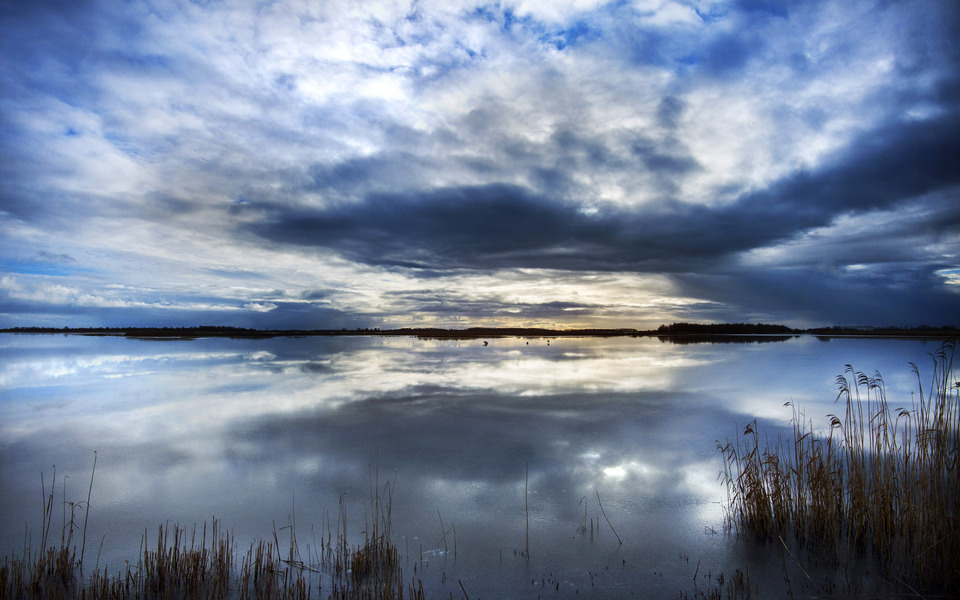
[
  {"left": 1, "top": 465, "right": 422, "bottom": 600},
  {"left": 719, "top": 341, "right": 959, "bottom": 593},
  {"left": 325, "top": 473, "right": 423, "bottom": 600}
]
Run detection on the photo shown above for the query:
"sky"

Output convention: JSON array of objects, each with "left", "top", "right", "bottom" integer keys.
[{"left": 1, "top": 0, "right": 958, "bottom": 330}]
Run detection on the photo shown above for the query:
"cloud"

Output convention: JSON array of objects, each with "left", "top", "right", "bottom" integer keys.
[
  {"left": 243, "top": 302, "right": 278, "bottom": 313},
  {"left": 0, "top": 275, "right": 277, "bottom": 316},
  {"left": 248, "top": 110, "right": 960, "bottom": 275},
  {"left": 1, "top": 0, "right": 958, "bottom": 328},
  {"left": 673, "top": 263, "right": 960, "bottom": 327}
]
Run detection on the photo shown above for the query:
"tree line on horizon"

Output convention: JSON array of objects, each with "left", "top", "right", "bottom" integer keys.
[
  {"left": 1, "top": 322, "right": 957, "bottom": 337},
  {"left": 655, "top": 322, "right": 797, "bottom": 335}
]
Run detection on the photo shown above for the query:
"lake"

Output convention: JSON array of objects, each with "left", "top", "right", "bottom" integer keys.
[{"left": 0, "top": 333, "right": 950, "bottom": 598}]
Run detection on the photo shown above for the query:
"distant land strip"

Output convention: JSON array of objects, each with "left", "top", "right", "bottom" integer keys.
[{"left": 1, "top": 323, "right": 958, "bottom": 339}]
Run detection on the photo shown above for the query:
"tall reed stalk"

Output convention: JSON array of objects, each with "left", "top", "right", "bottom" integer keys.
[
  {"left": 1, "top": 465, "right": 422, "bottom": 600},
  {"left": 326, "top": 468, "right": 423, "bottom": 600},
  {"left": 718, "top": 341, "right": 959, "bottom": 592}
]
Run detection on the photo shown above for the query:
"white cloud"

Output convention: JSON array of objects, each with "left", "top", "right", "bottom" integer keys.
[
  {"left": 630, "top": 0, "right": 703, "bottom": 27},
  {"left": 243, "top": 302, "right": 278, "bottom": 312},
  {"left": 511, "top": 0, "right": 608, "bottom": 23},
  {"left": 0, "top": 275, "right": 243, "bottom": 312},
  {"left": 937, "top": 269, "right": 960, "bottom": 287}
]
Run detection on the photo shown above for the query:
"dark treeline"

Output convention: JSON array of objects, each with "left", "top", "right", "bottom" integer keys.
[
  {"left": 656, "top": 322, "right": 958, "bottom": 342},
  {"left": 1, "top": 323, "right": 957, "bottom": 339},
  {"left": 0, "top": 325, "right": 647, "bottom": 339},
  {"left": 395, "top": 327, "right": 642, "bottom": 339},
  {"left": 656, "top": 322, "right": 797, "bottom": 335},
  {"left": 659, "top": 334, "right": 798, "bottom": 345},
  {"left": 807, "top": 325, "right": 960, "bottom": 337}
]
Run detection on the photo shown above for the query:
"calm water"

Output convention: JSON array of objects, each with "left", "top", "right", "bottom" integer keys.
[{"left": 0, "top": 333, "right": 948, "bottom": 597}]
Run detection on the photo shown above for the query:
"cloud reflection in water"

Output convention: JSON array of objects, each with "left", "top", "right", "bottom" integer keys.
[{"left": 0, "top": 334, "right": 944, "bottom": 597}]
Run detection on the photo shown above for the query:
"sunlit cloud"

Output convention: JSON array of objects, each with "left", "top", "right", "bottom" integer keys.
[{"left": 938, "top": 269, "right": 960, "bottom": 286}]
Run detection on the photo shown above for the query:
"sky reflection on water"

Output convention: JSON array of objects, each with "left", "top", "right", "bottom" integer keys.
[{"left": 0, "top": 334, "right": 947, "bottom": 597}]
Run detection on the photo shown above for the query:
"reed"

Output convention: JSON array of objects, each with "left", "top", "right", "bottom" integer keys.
[
  {"left": 595, "top": 491, "right": 622, "bottom": 546},
  {"left": 326, "top": 473, "right": 423, "bottom": 600},
  {"left": 1, "top": 465, "right": 422, "bottom": 600},
  {"left": 718, "top": 341, "right": 959, "bottom": 593}
]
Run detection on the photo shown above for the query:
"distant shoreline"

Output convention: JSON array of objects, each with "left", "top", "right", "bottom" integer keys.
[{"left": 1, "top": 324, "right": 958, "bottom": 340}]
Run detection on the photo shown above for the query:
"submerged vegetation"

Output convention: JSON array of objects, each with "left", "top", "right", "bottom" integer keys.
[{"left": 719, "top": 341, "right": 959, "bottom": 593}]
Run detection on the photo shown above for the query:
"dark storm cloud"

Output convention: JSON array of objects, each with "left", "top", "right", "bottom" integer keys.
[
  {"left": 630, "top": 137, "right": 700, "bottom": 175},
  {"left": 250, "top": 111, "right": 960, "bottom": 274},
  {"left": 738, "top": 113, "right": 960, "bottom": 228},
  {"left": 253, "top": 183, "right": 701, "bottom": 271},
  {"left": 673, "top": 264, "right": 960, "bottom": 327},
  {"left": 243, "top": 302, "right": 363, "bottom": 330},
  {"left": 756, "top": 195, "right": 960, "bottom": 272},
  {"left": 246, "top": 183, "right": 736, "bottom": 272}
]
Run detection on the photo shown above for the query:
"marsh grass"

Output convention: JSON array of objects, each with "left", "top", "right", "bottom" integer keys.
[
  {"left": 719, "top": 341, "right": 959, "bottom": 593},
  {"left": 681, "top": 566, "right": 755, "bottom": 600},
  {"left": 1, "top": 466, "right": 422, "bottom": 600},
  {"left": 325, "top": 470, "right": 424, "bottom": 600}
]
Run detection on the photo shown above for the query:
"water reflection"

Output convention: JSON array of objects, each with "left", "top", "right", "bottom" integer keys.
[{"left": 0, "top": 334, "right": 944, "bottom": 597}]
